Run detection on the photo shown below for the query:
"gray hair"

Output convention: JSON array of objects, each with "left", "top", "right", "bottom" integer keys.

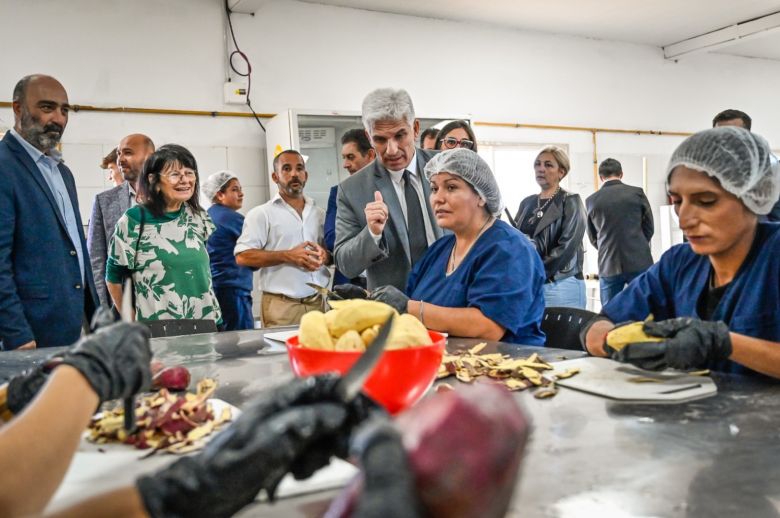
[{"left": 361, "top": 88, "right": 415, "bottom": 134}]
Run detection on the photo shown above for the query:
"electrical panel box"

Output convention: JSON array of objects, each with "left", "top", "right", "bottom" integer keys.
[{"left": 223, "top": 81, "right": 248, "bottom": 104}]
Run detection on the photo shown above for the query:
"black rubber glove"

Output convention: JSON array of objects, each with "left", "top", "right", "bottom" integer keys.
[
  {"left": 333, "top": 284, "right": 369, "bottom": 300},
  {"left": 6, "top": 368, "right": 49, "bottom": 416},
  {"left": 60, "top": 322, "right": 153, "bottom": 402},
  {"left": 5, "top": 322, "right": 151, "bottom": 415},
  {"left": 613, "top": 317, "right": 732, "bottom": 371},
  {"left": 369, "top": 285, "right": 409, "bottom": 314},
  {"left": 90, "top": 305, "right": 118, "bottom": 332},
  {"left": 351, "top": 419, "right": 424, "bottom": 518},
  {"left": 137, "top": 375, "right": 382, "bottom": 518}
]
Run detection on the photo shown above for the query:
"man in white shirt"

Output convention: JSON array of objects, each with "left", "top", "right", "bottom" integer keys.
[
  {"left": 87, "top": 133, "right": 154, "bottom": 307},
  {"left": 334, "top": 88, "right": 441, "bottom": 291},
  {"left": 235, "top": 150, "right": 330, "bottom": 327}
]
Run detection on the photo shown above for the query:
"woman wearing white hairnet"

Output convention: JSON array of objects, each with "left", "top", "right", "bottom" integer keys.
[
  {"left": 584, "top": 127, "right": 780, "bottom": 378},
  {"left": 370, "top": 149, "right": 546, "bottom": 345},
  {"left": 203, "top": 171, "right": 255, "bottom": 330}
]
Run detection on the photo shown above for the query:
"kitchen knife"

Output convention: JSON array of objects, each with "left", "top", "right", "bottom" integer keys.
[
  {"left": 336, "top": 313, "right": 395, "bottom": 402},
  {"left": 306, "top": 282, "right": 343, "bottom": 300},
  {"left": 121, "top": 279, "right": 137, "bottom": 433}
]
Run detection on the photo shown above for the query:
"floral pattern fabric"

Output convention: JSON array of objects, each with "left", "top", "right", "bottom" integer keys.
[{"left": 108, "top": 205, "right": 222, "bottom": 323}]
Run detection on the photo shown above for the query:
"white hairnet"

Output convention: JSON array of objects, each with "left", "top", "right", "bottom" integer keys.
[
  {"left": 202, "top": 170, "right": 238, "bottom": 202},
  {"left": 667, "top": 127, "right": 780, "bottom": 215},
  {"left": 424, "top": 148, "right": 504, "bottom": 217}
]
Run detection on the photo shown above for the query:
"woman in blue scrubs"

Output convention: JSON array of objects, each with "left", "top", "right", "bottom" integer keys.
[
  {"left": 584, "top": 127, "right": 780, "bottom": 378},
  {"left": 202, "top": 171, "right": 255, "bottom": 331},
  {"left": 370, "top": 149, "right": 546, "bottom": 345}
]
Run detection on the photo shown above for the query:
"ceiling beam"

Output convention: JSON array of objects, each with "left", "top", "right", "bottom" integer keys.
[{"left": 663, "top": 11, "right": 780, "bottom": 60}]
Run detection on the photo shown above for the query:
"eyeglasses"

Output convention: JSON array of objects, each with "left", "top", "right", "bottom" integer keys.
[
  {"left": 440, "top": 137, "right": 475, "bottom": 150},
  {"left": 163, "top": 170, "right": 197, "bottom": 182}
]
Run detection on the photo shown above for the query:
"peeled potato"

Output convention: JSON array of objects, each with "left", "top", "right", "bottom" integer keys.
[
  {"left": 606, "top": 321, "right": 663, "bottom": 351},
  {"left": 360, "top": 324, "right": 381, "bottom": 347},
  {"left": 325, "top": 309, "right": 341, "bottom": 338},
  {"left": 299, "top": 311, "right": 334, "bottom": 350},
  {"left": 335, "top": 330, "right": 366, "bottom": 352},
  {"left": 386, "top": 314, "right": 433, "bottom": 350},
  {"left": 326, "top": 300, "right": 396, "bottom": 338}
]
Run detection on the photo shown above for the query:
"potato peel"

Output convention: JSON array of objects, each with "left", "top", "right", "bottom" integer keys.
[
  {"left": 438, "top": 344, "right": 576, "bottom": 398},
  {"left": 87, "top": 378, "right": 232, "bottom": 454}
]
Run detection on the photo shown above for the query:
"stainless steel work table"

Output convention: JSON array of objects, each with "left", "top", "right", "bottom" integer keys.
[{"left": 2, "top": 328, "right": 779, "bottom": 517}]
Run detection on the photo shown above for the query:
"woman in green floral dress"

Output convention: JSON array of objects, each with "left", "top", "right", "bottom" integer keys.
[{"left": 106, "top": 144, "right": 222, "bottom": 324}]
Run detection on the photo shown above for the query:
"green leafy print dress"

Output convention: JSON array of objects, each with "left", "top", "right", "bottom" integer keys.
[{"left": 106, "top": 205, "right": 222, "bottom": 323}]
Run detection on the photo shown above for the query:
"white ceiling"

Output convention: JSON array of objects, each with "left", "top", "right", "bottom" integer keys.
[{"left": 299, "top": 0, "right": 780, "bottom": 60}]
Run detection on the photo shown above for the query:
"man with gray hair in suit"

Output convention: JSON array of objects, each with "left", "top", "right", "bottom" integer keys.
[
  {"left": 334, "top": 88, "right": 441, "bottom": 291},
  {"left": 87, "top": 133, "right": 154, "bottom": 307}
]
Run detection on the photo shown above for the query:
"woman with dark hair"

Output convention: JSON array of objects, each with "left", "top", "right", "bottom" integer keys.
[
  {"left": 105, "top": 144, "right": 221, "bottom": 324},
  {"left": 369, "top": 149, "right": 546, "bottom": 345},
  {"left": 515, "top": 145, "right": 587, "bottom": 309},
  {"left": 434, "top": 120, "right": 478, "bottom": 152}
]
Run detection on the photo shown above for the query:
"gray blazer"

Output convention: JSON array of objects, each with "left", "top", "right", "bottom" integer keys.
[
  {"left": 87, "top": 182, "right": 132, "bottom": 306},
  {"left": 585, "top": 179, "right": 654, "bottom": 277},
  {"left": 334, "top": 149, "right": 442, "bottom": 291}
]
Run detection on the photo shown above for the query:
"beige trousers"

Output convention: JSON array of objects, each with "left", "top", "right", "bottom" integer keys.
[{"left": 261, "top": 291, "right": 324, "bottom": 327}]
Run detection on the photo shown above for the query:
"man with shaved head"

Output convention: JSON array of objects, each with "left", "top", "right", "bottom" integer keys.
[
  {"left": 88, "top": 133, "right": 155, "bottom": 306},
  {"left": 0, "top": 74, "right": 99, "bottom": 349}
]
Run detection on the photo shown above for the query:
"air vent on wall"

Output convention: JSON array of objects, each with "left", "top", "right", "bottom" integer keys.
[{"left": 298, "top": 127, "right": 335, "bottom": 149}]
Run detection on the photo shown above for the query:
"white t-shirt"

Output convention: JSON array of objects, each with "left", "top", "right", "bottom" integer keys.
[{"left": 235, "top": 193, "right": 329, "bottom": 298}]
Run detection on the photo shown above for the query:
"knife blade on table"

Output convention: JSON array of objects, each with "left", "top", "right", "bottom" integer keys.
[
  {"left": 121, "top": 279, "right": 137, "bottom": 433},
  {"left": 336, "top": 313, "right": 395, "bottom": 402}
]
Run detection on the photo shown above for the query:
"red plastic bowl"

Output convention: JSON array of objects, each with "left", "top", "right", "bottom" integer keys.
[{"left": 286, "top": 331, "right": 446, "bottom": 414}]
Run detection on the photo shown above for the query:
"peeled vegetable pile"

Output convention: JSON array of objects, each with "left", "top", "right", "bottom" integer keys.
[
  {"left": 298, "top": 300, "right": 432, "bottom": 351},
  {"left": 87, "top": 378, "right": 232, "bottom": 454},
  {"left": 437, "top": 343, "right": 580, "bottom": 399}
]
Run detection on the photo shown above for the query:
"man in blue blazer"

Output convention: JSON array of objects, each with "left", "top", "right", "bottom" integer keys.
[{"left": 0, "top": 74, "right": 98, "bottom": 350}]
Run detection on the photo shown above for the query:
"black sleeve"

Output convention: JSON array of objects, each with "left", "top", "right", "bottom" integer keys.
[
  {"left": 639, "top": 191, "right": 654, "bottom": 241},
  {"left": 543, "top": 194, "right": 586, "bottom": 278}
]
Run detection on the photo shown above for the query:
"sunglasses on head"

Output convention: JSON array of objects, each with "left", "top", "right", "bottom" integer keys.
[{"left": 440, "top": 136, "right": 475, "bottom": 150}]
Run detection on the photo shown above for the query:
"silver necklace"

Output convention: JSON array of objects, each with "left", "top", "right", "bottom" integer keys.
[
  {"left": 448, "top": 216, "right": 494, "bottom": 274},
  {"left": 534, "top": 187, "right": 560, "bottom": 218}
]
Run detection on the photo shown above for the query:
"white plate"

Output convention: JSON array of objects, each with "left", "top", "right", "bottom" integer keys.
[
  {"left": 47, "top": 398, "right": 240, "bottom": 512},
  {"left": 46, "top": 397, "right": 358, "bottom": 512}
]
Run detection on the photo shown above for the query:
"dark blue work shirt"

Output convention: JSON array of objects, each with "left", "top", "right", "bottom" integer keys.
[
  {"left": 207, "top": 204, "right": 253, "bottom": 292},
  {"left": 407, "top": 220, "right": 546, "bottom": 346},
  {"left": 603, "top": 222, "right": 780, "bottom": 375}
]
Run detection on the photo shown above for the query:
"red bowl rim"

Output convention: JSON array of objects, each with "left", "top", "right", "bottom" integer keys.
[{"left": 286, "top": 330, "right": 446, "bottom": 353}]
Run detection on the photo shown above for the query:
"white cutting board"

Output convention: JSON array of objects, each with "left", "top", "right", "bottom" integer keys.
[{"left": 553, "top": 357, "right": 717, "bottom": 403}]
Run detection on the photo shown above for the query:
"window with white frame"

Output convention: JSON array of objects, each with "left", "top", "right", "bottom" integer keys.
[{"left": 477, "top": 143, "right": 570, "bottom": 223}]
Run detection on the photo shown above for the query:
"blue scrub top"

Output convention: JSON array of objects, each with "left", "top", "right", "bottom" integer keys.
[
  {"left": 207, "top": 204, "right": 254, "bottom": 292},
  {"left": 407, "top": 220, "right": 546, "bottom": 345},
  {"left": 602, "top": 222, "right": 780, "bottom": 374}
]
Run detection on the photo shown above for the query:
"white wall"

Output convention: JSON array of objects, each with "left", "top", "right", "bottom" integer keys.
[{"left": 2, "top": 0, "right": 780, "bottom": 273}]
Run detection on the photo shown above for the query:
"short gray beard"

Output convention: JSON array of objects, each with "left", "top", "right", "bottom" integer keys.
[{"left": 20, "top": 111, "right": 63, "bottom": 153}]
